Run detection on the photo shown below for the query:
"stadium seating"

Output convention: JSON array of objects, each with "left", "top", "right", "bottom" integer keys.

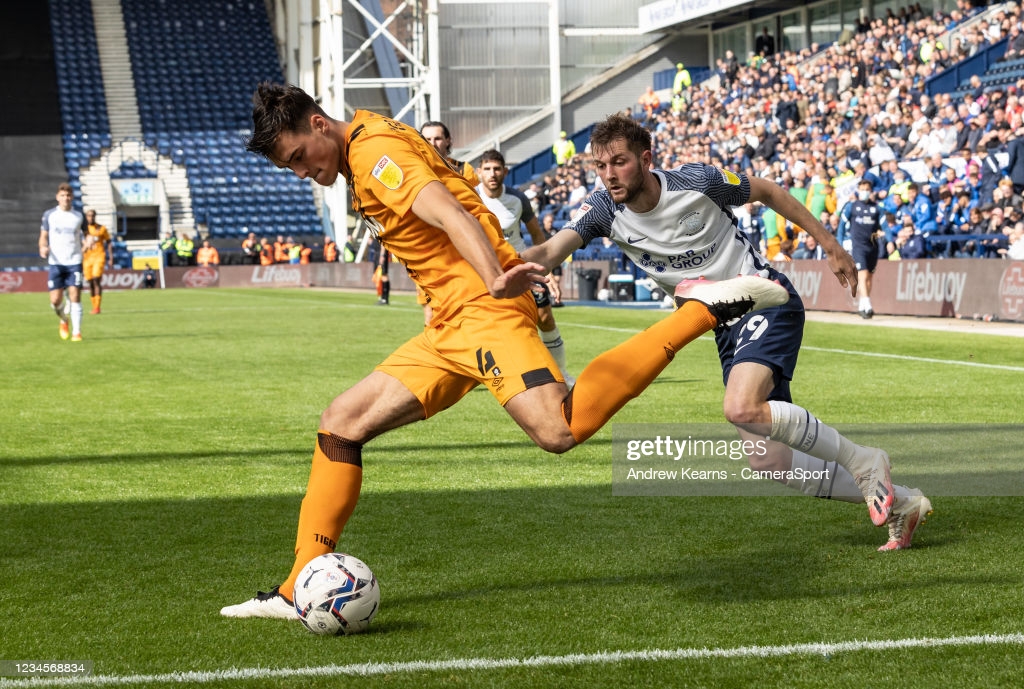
[
  {"left": 48, "top": 0, "right": 322, "bottom": 242},
  {"left": 941, "top": 39, "right": 1022, "bottom": 100},
  {"left": 119, "top": 0, "right": 322, "bottom": 239},
  {"left": 109, "top": 161, "right": 157, "bottom": 179},
  {"left": 49, "top": 0, "right": 111, "bottom": 212}
]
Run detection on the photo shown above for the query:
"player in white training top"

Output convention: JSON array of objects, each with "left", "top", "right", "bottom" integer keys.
[
  {"left": 39, "top": 182, "right": 85, "bottom": 342},
  {"left": 523, "top": 113, "right": 931, "bottom": 551},
  {"left": 476, "top": 149, "right": 572, "bottom": 385}
]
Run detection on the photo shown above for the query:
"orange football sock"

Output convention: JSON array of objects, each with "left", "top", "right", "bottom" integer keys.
[
  {"left": 279, "top": 431, "right": 363, "bottom": 601},
  {"left": 562, "top": 301, "right": 716, "bottom": 443},
  {"left": 95, "top": 295, "right": 102, "bottom": 310}
]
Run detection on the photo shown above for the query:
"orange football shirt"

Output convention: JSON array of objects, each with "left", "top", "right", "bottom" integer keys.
[
  {"left": 83, "top": 224, "right": 111, "bottom": 260},
  {"left": 342, "top": 111, "right": 519, "bottom": 323}
]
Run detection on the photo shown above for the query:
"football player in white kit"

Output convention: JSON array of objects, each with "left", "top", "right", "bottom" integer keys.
[
  {"left": 476, "top": 149, "right": 573, "bottom": 386},
  {"left": 38, "top": 183, "right": 85, "bottom": 342},
  {"left": 523, "top": 113, "right": 931, "bottom": 551}
]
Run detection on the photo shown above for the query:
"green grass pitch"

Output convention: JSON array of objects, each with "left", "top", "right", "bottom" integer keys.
[{"left": 1, "top": 287, "right": 1023, "bottom": 688}]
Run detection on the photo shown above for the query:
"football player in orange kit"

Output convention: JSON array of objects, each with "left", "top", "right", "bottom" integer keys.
[
  {"left": 82, "top": 209, "right": 112, "bottom": 314},
  {"left": 220, "top": 83, "right": 788, "bottom": 619}
]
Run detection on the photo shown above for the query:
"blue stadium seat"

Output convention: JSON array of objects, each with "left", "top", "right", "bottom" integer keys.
[{"left": 49, "top": 0, "right": 321, "bottom": 239}]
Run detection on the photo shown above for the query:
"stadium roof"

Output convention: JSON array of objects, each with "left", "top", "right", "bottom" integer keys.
[{"left": 639, "top": 0, "right": 813, "bottom": 34}]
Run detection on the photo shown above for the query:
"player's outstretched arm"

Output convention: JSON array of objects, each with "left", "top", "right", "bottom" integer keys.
[
  {"left": 748, "top": 177, "right": 858, "bottom": 297},
  {"left": 520, "top": 228, "right": 583, "bottom": 273}
]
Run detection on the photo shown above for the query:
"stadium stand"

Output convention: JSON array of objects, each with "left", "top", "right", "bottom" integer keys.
[
  {"left": 36, "top": 0, "right": 325, "bottom": 269},
  {"left": 119, "top": 0, "right": 322, "bottom": 240},
  {"left": 7, "top": 1, "right": 1021, "bottom": 273},
  {"left": 0, "top": 4, "right": 68, "bottom": 268},
  {"left": 517, "top": 0, "right": 1024, "bottom": 273},
  {"left": 49, "top": 0, "right": 110, "bottom": 210}
]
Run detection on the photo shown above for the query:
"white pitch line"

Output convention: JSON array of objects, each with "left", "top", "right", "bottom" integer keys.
[
  {"left": 3, "top": 633, "right": 1022, "bottom": 687},
  {"left": 799, "top": 345, "right": 1024, "bottom": 372},
  {"left": 568, "top": 323, "right": 1024, "bottom": 372}
]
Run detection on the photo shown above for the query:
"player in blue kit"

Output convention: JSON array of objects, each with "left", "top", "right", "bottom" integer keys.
[
  {"left": 523, "top": 113, "right": 931, "bottom": 551},
  {"left": 38, "top": 183, "right": 85, "bottom": 342},
  {"left": 838, "top": 178, "right": 883, "bottom": 319},
  {"left": 476, "top": 149, "right": 572, "bottom": 385}
]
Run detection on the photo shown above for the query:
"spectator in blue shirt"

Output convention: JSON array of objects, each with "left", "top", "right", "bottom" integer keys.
[
  {"left": 948, "top": 191, "right": 978, "bottom": 258},
  {"left": 963, "top": 165, "right": 984, "bottom": 203},
  {"left": 906, "top": 183, "right": 936, "bottom": 235},
  {"left": 884, "top": 187, "right": 910, "bottom": 219},
  {"left": 792, "top": 234, "right": 826, "bottom": 260},
  {"left": 880, "top": 211, "right": 900, "bottom": 245},
  {"left": 888, "top": 220, "right": 928, "bottom": 259},
  {"left": 874, "top": 159, "right": 897, "bottom": 196},
  {"left": 924, "top": 153, "right": 951, "bottom": 201},
  {"left": 933, "top": 188, "right": 956, "bottom": 235},
  {"left": 975, "top": 144, "right": 1003, "bottom": 205},
  {"left": 854, "top": 159, "right": 882, "bottom": 193},
  {"left": 949, "top": 191, "right": 975, "bottom": 233}
]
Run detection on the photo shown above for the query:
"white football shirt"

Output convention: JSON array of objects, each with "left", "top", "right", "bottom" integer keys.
[
  {"left": 565, "top": 163, "right": 772, "bottom": 293},
  {"left": 476, "top": 183, "right": 535, "bottom": 253},
  {"left": 41, "top": 206, "right": 84, "bottom": 266}
]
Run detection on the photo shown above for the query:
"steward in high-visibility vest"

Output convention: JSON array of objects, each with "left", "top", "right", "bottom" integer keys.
[
  {"left": 672, "top": 63, "right": 691, "bottom": 95},
  {"left": 175, "top": 234, "right": 195, "bottom": 264},
  {"left": 196, "top": 241, "right": 220, "bottom": 266},
  {"left": 259, "top": 239, "right": 274, "bottom": 265},
  {"left": 670, "top": 92, "right": 687, "bottom": 116},
  {"left": 160, "top": 232, "right": 177, "bottom": 265},
  {"left": 552, "top": 131, "right": 575, "bottom": 166},
  {"left": 323, "top": 237, "right": 338, "bottom": 263}
]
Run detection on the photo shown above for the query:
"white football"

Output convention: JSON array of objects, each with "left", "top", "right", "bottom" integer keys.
[{"left": 292, "top": 553, "right": 380, "bottom": 635}]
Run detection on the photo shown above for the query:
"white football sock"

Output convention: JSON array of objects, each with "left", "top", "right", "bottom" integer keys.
[
  {"left": 540, "top": 326, "right": 571, "bottom": 379},
  {"left": 70, "top": 302, "right": 83, "bottom": 336},
  {"left": 767, "top": 400, "right": 869, "bottom": 477},
  {"left": 786, "top": 450, "right": 863, "bottom": 502}
]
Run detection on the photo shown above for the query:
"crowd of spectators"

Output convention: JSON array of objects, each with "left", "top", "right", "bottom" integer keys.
[
  {"left": 523, "top": 0, "right": 1024, "bottom": 263},
  {"left": 156, "top": 231, "right": 351, "bottom": 266}
]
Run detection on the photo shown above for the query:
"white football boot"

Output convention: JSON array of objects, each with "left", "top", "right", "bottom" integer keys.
[
  {"left": 879, "top": 488, "right": 933, "bottom": 552},
  {"left": 674, "top": 275, "right": 789, "bottom": 325},
  {"left": 220, "top": 586, "right": 297, "bottom": 620}
]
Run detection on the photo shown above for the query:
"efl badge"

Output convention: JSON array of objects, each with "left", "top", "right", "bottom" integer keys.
[
  {"left": 372, "top": 156, "right": 404, "bottom": 190},
  {"left": 720, "top": 168, "right": 741, "bottom": 185},
  {"left": 574, "top": 202, "right": 593, "bottom": 221}
]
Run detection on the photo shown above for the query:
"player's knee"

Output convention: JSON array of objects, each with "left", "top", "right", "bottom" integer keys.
[
  {"left": 319, "top": 407, "right": 342, "bottom": 434},
  {"left": 531, "top": 427, "right": 576, "bottom": 454},
  {"left": 722, "top": 398, "right": 763, "bottom": 427},
  {"left": 537, "top": 435, "right": 576, "bottom": 455},
  {"left": 537, "top": 310, "right": 554, "bottom": 330},
  {"left": 319, "top": 403, "right": 359, "bottom": 438}
]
